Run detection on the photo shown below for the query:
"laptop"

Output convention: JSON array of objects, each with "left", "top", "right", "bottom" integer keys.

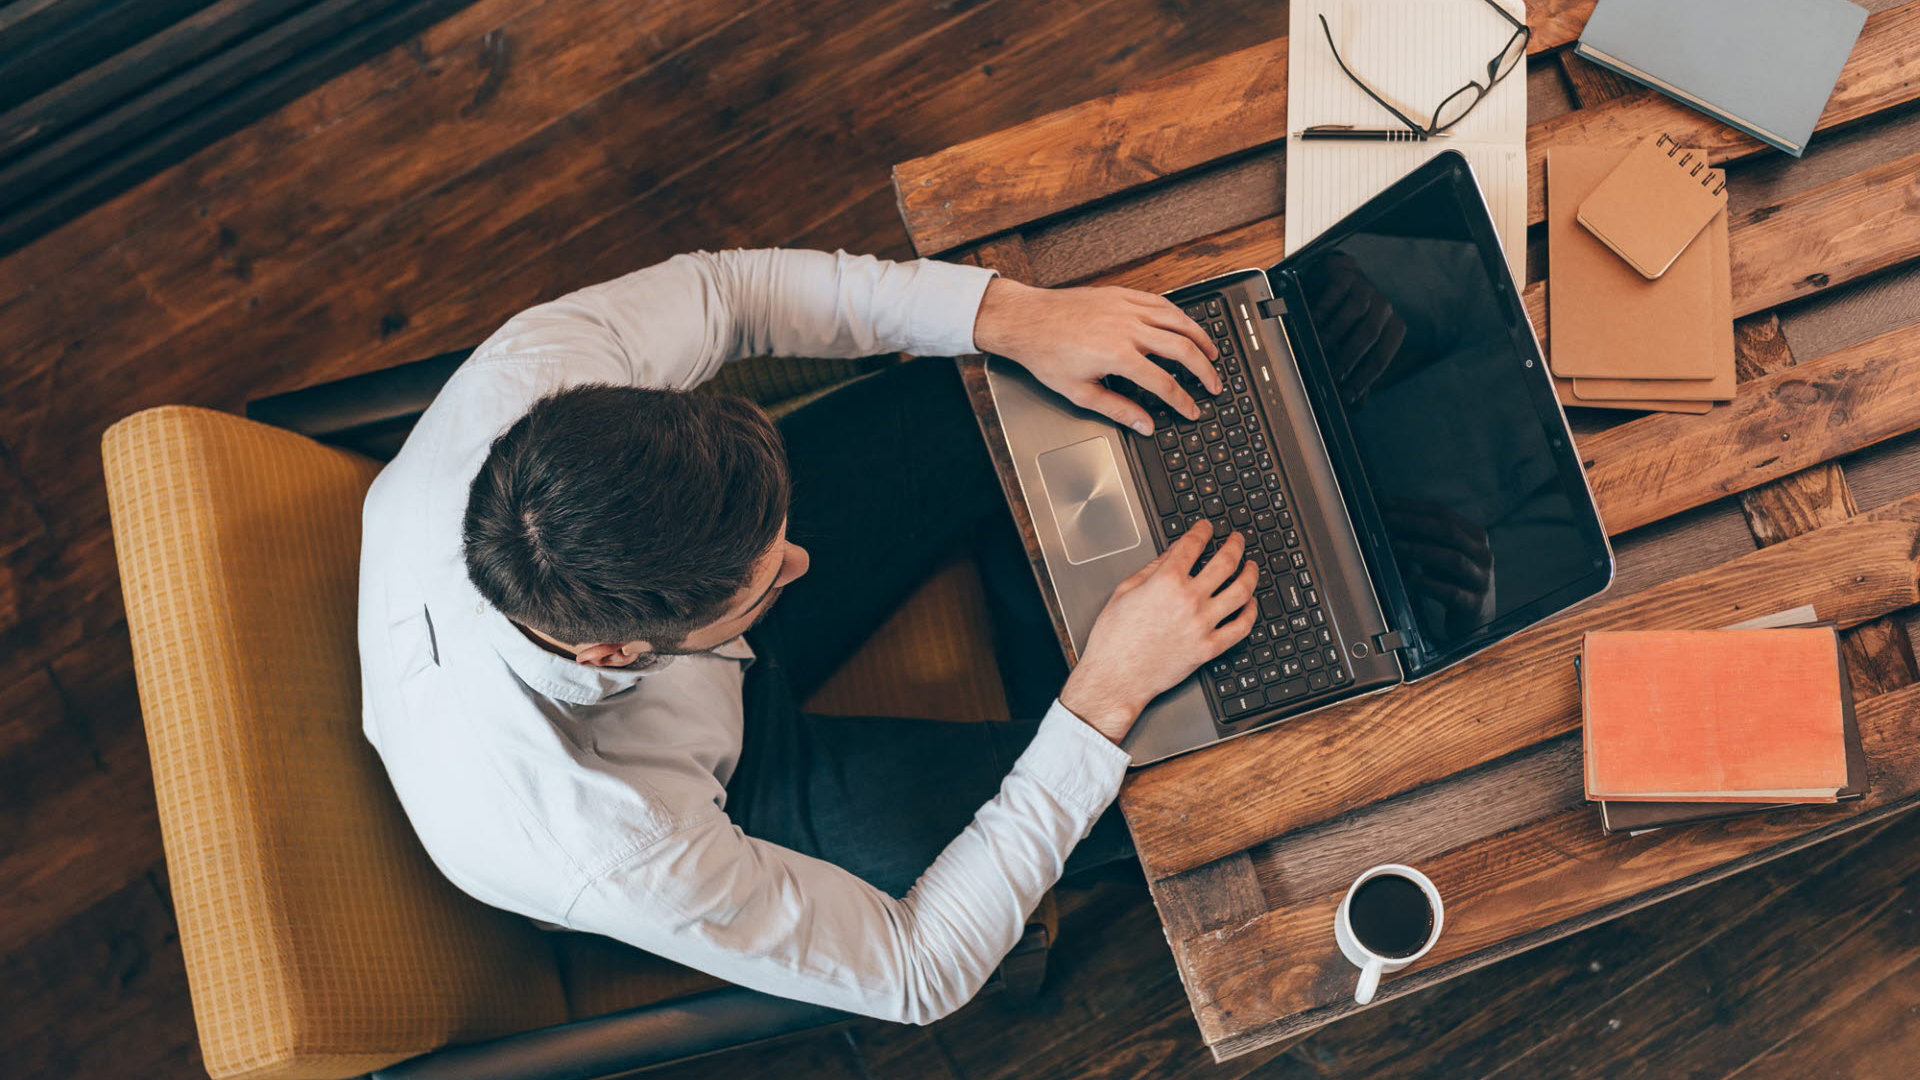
[{"left": 987, "top": 152, "right": 1615, "bottom": 764}]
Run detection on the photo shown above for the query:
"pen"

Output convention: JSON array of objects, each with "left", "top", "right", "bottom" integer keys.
[{"left": 1294, "top": 127, "right": 1450, "bottom": 142}]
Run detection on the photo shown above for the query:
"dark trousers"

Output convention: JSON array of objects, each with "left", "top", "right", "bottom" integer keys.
[{"left": 725, "top": 358, "right": 1133, "bottom": 897}]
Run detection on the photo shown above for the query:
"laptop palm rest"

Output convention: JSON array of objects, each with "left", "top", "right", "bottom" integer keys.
[
  {"left": 983, "top": 357, "right": 1219, "bottom": 763},
  {"left": 1037, "top": 438, "right": 1141, "bottom": 565}
]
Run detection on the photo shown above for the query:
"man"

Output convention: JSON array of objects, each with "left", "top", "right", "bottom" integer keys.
[{"left": 359, "top": 249, "right": 1258, "bottom": 1025}]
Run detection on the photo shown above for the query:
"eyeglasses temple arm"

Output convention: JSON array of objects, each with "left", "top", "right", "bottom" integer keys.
[{"left": 1317, "top": 14, "right": 1427, "bottom": 136}]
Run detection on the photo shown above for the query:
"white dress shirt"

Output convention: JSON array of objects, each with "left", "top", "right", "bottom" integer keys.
[{"left": 358, "top": 249, "right": 1133, "bottom": 1024}]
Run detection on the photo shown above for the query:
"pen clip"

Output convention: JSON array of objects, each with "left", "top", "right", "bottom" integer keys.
[{"left": 1301, "top": 124, "right": 1356, "bottom": 133}]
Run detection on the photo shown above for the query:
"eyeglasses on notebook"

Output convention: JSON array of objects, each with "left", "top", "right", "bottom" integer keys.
[{"left": 1298, "top": 0, "right": 1532, "bottom": 142}]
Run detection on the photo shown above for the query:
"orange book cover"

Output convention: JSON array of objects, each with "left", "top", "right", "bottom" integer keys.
[{"left": 1582, "top": 628, "right": 1848, "bottom": 803}]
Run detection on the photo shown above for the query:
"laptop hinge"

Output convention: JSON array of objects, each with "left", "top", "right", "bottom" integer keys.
[
  {"left": 1257, "top": 297, "right": 1287, "bottom": 321},
  {"left": 1373, "top": 629, "right": 1412, "bottom": 653}
]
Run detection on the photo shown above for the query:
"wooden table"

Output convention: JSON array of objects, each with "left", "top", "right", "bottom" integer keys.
[{"left": 891, "top": 0, "right": 1920, "bottom": 1062}]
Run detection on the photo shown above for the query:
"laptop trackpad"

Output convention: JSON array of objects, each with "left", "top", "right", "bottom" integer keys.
[{"left": 1037, "top": 437, "right": 1141, "bottom": 565}]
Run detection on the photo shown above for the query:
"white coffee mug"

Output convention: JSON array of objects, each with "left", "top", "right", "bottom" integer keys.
[{"left": 1334, "top": 863, "right": 1444, "bottom": 1005}]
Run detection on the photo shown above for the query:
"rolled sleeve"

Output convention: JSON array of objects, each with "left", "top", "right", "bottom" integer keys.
[{"left": 1008, "top": 700, "right": 1133, "bottom": 822}]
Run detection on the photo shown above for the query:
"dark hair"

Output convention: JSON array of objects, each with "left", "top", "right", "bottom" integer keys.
[{"left": 463, "top": 384, "right": 789, "bottom": 647}]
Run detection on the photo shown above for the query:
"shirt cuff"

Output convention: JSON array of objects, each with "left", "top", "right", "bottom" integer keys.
[
  {"left": 902, "top": 260, "right": 997, "bottom": 357},
  {"left": 1008, "top": 700, "right": 1133, "bottom": 821}
]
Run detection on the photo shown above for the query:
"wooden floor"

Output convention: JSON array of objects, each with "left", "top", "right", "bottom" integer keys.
[{"left": 5, "top": 1, "right": 1920, "bottom": 1078}]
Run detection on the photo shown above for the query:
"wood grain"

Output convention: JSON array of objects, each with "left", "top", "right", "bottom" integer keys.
[
  {"left": 1149, "top": 854, "right": 1268, "bottom": 939},
  {"left": 1177, "top": 680, "right": 1920, "bottom": 1051},
  {"left": 0, "top": 6, "right": 1321, "bottom": 1079},
  {"left": 1121, "top": 495, "right": 1920, "bottom": 881},
  {"left": 1070, "top": 137, "right": 1920, "bottom": 346},
  {"left": 893, "top": 2, "right": 1597, "bottom": 257},
  {"left": 1246, "top": 735, "right": 1586, "bottom": 908},
  {"left": 1730, "top": 315, "right": 1920, "bottom": 710},
  {"left": 895, "top": 0, "right": 1920, "bottom": 258},
  {"left": 1581, "top": 321, "right": 1920, "bottom": 535},
  {"left": 1522, "top": 2, "right": 1920, "bottom": 226},
  {"left": 893, "top": 36, "right": 1293, "bottom": 259}
]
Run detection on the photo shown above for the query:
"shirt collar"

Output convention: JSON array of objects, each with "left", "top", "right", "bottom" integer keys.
[{"left": 479, "top": 603, "right": 752, "bottom": 705}]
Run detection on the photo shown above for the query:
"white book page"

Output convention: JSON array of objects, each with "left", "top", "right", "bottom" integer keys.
[{"left": 1285, "top": 0, "right": 1528, "bottom": 281}]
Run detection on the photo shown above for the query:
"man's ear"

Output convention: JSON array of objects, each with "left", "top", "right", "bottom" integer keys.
[{"left": 572, "top": 641, "right": 649, "bottom": 668}]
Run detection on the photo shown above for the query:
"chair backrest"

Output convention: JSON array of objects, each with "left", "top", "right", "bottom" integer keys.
[{"left": 102, "top": 407, "right": 567, "bottom": 1080}]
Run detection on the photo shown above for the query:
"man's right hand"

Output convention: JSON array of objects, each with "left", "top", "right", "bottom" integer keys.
[{"left": 1059, "top": 527, "right": 1259, "bottom": 744}]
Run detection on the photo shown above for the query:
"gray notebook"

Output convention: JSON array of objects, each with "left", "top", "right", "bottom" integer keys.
[{"left": 1576, "top": 0, "right": 1867, "bottom": 157}]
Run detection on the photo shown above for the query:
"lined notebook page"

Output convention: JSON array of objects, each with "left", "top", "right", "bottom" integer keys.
[{"left": 1286, "top": 0, "right": 1527, "bottom": 281}]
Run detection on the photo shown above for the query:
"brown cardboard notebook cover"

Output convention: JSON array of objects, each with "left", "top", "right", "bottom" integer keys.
[
  {"left": 1577, "top": 134, "right": 1727, "bottom": 279},
  {"left": 1582, "top": 628, "right": 1849, "bottom": 802},
  {"left": 1554, "top": 375, "right": 1711, "bottom": 413},
  {"left": 1599, "top": 624, "right": 1866, "bottom": 834},
  {"left": 1548, "top": 147, "right": 1719, "bottom": 381},
  {"left": 1573, "top": 201, "right": 1733, "bottom": 402}
]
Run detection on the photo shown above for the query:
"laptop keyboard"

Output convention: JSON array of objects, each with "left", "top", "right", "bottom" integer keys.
[{"left": 1110, "top": 293, "right": 1350, "bottom": 723}]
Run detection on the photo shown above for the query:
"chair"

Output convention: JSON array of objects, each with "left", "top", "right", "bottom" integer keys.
[{"left": 101, "top": 353, "right": 1053, "bottom": 1080}]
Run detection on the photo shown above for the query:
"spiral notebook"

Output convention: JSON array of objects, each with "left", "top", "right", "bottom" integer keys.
[
  {"left": 1547, "top": 144, "right": 1728, "bottom": 387},
  {"left": 1578, "top": 135, "right": 1727, "bottom": 279}
]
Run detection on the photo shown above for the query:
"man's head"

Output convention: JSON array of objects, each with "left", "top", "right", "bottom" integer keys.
[{"left": 463, "top": 384, "right": 809, "bottom": 666}]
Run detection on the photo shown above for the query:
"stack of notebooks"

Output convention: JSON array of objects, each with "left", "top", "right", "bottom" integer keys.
[
  {"left": 1548, "top": 135, "right": 1734, "bottom": 414},
  {"left": 1580, "top": 625, "right": 1867, "bottom": 835}
]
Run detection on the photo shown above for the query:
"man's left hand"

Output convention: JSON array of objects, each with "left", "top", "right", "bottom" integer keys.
[{"left": 973, "top": 278, "right": 1220, "bottom": 436}]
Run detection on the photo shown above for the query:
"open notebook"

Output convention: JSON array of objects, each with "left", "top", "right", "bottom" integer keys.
[{"left": 1285, "top": 0, "right": 1528, "bottom": 283}]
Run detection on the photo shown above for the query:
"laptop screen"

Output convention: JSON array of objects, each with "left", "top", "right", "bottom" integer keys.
[{"left": 1278, "top": 154, "right": 1611, "bottom": 678}]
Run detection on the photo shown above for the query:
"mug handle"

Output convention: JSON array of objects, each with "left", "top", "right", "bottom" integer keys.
[{"left": 1354, "top": 956, "right": 1384, "bottom": 1005}]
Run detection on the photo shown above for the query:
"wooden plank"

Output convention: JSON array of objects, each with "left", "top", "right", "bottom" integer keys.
[
  {"left": 1178, "top": 680, "right": 1920, "bottom": 1053},
  {"left": 1247, "top": 735, "right": 1586, "bottom": 908},
  {"left": 1731, "top": 313, "right": 1920, "bottom": 708},
  {"left": 895, "top": 0, "right": 1920, "bottom": 257},
  {"left": 0, "top": 872, "right": 202, "bottom": 1079},
  {"left": 1149, "top": 854, "right": 1267, "bottom": 939},
  {"left": 1734, "top": 315, "right": 1861, "bottom": 543},
  {"left": 1556, "top": 50, "right": 1638, "bottom": 109},
  {"left": 893, "top": 2, "right": 1594, "bottom": 257},
  {"left": 1081, "top": 215, "right": 1287, "bottom": 294},
  {"left": 0, "top": 0, "right": 482, "bottom": 256},
  {"left": 1581, "top": 321, "right": 1920, "bottom": 536},
  {"left": 1022, "top": 150, "right": 1286, "bottom": 288},
  {"left": 1121, "top": 493, "right": 1920, "bottom": 881},
  {"left": 1275, "top": 814, "right": 1908, "bottom": 1078},
  {"left": 0, "top": 0, "right": 315, "bottom": 159},
  {"left": 0, "top": 0, "right": 752, "bottom": 387},
  {"left": 893, "top": 36, "right": 1292, "bottom": 259},
  {"left": 1434, "top": 804, "right": 1920, "bottom": 1080},
  {"left": 1736, "top": 943, "right": 1920, "bottom": 1079},
  {"left": 1080, "top": 140, "right": 1920, "bottom": 340},
  {"left": 0, "top": 0, "right": 210, "bottom": 113},
  {"left": 1729, "top": 150, "right": 1920, "bottom": 316},
  {"left": 1522, "top": 2, "right": 1920, "bottom": 227}
]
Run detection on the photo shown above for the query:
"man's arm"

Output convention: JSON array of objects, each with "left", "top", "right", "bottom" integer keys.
[
  {"left": 568, "top": 699, "right": 1125, "bottom": 1026},
  {"left": 481, "top": 249, "right": 1225, "bottom": 431},
  {"left": 481, "top": 249, "right": 992, "bottom": 392},
  {"left": 565, "top": 527, "right": 1257, "bottom": 1025}
]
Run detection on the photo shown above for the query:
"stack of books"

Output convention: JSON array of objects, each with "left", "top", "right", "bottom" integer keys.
[
  {"left": 1579, "top": 626, "right": 1866, "bottom": 835},
  {"left": 1547, "top": 136, "right": 1735, "bottom": 415}
]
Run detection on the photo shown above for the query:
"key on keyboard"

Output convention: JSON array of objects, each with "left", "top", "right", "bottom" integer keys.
[{"left": 1107, "top": 293, "right": 1350, "bottom": 723}]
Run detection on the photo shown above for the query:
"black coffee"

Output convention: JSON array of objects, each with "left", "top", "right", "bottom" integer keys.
[{"left": 1349, "top": 873, "right": 1434, "bottom": 959}]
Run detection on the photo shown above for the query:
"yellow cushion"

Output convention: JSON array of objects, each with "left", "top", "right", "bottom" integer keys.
[
  {"left": 103, "top": 408, "right": 567, "bottom": 1079},
  {"left": 103, "top": 398, "right": 1024, "bottom": 1066}
]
